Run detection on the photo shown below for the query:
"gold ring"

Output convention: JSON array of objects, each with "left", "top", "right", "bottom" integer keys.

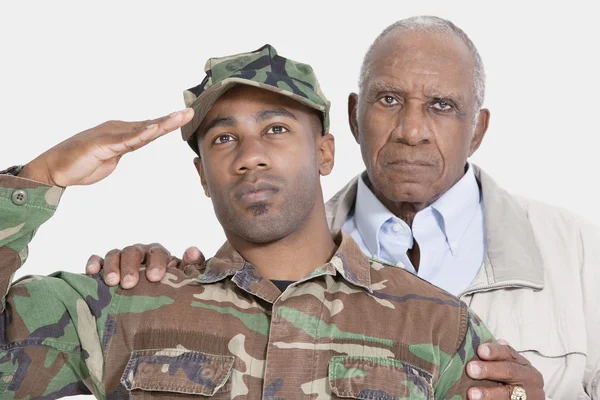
[{"left": 511, "top": 386, "right": 527, "bottom": 400}]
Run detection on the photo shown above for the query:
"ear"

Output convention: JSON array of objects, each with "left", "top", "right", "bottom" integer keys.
[
  {"left": 193, "top": 157, "right": 210, "bottom": 197},
  {"left": 318, "top": 133, "right": 335, "bottom": 176},
  {"left": 348, "top": 93, "right": 360, "bottom": 144},
  {"left": 469, "top": 108, "right": 490, "bottom": 156}
]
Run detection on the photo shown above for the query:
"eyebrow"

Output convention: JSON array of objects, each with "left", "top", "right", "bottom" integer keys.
[
  {"left": 254, "top": 108, "right": 297, "bottom": 122},
  {"left": 367, "top": 80, "right": 466, "bottom": 107},
  {"left": 202, "top": 107, "right": 298, "bottom": 137},
  {"left": 426, "top": 89, "right": 463, "bottom": 102},
  {"left": 367, "top": 81, "right": 405, "bottom": 97},
  {"left": 202, "top": 116, "right": 237, "bottom": 136}
]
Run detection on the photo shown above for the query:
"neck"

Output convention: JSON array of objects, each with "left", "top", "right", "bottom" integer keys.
[
  {"left": 365, "top": 167, "right": 467, "bottom": 228},
  {"left": 363, "top": 178, "right": 425, "bottom": 228},
  {"left": 226, "top": 203, "right": 337, "bottom": 281}
]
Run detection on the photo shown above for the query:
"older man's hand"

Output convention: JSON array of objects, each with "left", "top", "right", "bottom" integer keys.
[
  {"left": 86, "top": 244, "right": 204, "bottom": 288},
  {"left": 467, "top": 340, "right": 545, "bottom": 399}
]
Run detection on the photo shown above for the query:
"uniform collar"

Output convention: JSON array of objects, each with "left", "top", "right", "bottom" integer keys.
[{"left": 195, "top": 231, "right": 374, "bottom": 302}]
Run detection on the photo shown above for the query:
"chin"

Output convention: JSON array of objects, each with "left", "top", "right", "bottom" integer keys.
[
  {"left": 231, "top": 212, "right": 296, "bottom": 244},
  {"left": 246, "top": 202, "right": 270, "bottom": 217},
  {"left": 380, "top": 184, "right": 434, "bottom": 205},
  {"left": 238, "top": 225, "right": 290, "bottom": 244}
]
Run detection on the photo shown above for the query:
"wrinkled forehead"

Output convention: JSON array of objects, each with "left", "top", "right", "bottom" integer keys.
[{"left": 365, "top": 30, "right": 477, "bottom": 96}]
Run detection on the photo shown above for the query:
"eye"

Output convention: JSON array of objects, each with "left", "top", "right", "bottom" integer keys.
[
  {"left": 431, "top": 100, "right": 454, "bottom": 111},
  {"left": 266, "top": 125, "right": 288, "bottom": 135},
  {"left": 213, "top": 133, "right": 236, "bottom": 145},
  {"left": 378, "top": 96, "right": 399, "bottom": 106}
]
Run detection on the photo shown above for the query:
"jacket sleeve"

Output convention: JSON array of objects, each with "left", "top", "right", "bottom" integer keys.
[
  {"left": 435, "top": 308, "right": 500, "bottom": 399},
  {"left": 0, "top": 172, "right": 112, "bottom": 399},
  {"left": 0, "top": 169, "right": 63, "bottom": 305},
  {"left": 579, "top": 218, "right": 600, "bottom": 398}
]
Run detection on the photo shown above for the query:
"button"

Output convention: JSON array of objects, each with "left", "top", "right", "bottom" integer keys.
[
  {"left": 11, "top": 189, "right": 28, "bottom": 205},
  {"left": 392, "top": 223, "right": 402, "bottom": 232},
  {"left": 141, "top": 365, "right": 154, "bottom": 375},
  {"left": 395, "top": 262, "right": 405, "bottom": 269}
]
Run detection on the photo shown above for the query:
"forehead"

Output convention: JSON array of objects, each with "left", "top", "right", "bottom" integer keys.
[{"left": 367, "top": 30, "right": 476, "bottom": 97}]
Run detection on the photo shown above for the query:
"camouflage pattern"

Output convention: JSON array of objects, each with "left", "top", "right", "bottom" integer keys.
[
  {"left": 181, "top": 44, "right": 331, "bottom": 149},
  {"left": 0, "top": 173, "right": 498, "bottom": 399}
]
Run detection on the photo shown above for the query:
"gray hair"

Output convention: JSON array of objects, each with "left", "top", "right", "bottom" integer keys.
[{"left": 359, "top": 16, "right": 486, "bottom": 111}]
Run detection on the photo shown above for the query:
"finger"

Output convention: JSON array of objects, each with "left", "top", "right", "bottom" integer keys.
[
  {"left": 154, "top": 107, "right": 194, "bottom": 134},
  {"left": 146, "top": 243, "right": 171, "bottom": 282},
  {"left": 467, "top": 360, "right": 541, "bottom": 385},
  {"left": 181, "top": 246, "right": 205, "bottom": 267},
  {"left": 119, "top": 245, "right": 147, "bottom": 289},
  {"left": 103, "top": 249, "right": 122, "bottom": 286},
  {"left": 126, "top": 109, "right": 190, "bottom": 132},
  {"left": 86, "top": 254, "right": 104, "bottom": 274},
  {"left": 111, "top": 108, "right": 193, "bottom": 135},
  {"left": 478, "top": 343, "right": 530, "bottom": 366},
  {"left": 167, "top": 256, "right": 179, "bottom": 269},
  {"left": 468, "top": 385, "right": 513, "bottom": 400},
  {"left": 112, "top": 108, "right": 194, "bottom": 155},
  {"left": 497, "top": 339, "right": 510, "bottom": 346}
]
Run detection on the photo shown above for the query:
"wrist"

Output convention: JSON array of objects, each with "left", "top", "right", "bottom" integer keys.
[
  {"left": 0, "top": 165, "right": 24, "bottom": 176},
  {"left": 19, "top": 160, "right": 57, "bottom": 186}
]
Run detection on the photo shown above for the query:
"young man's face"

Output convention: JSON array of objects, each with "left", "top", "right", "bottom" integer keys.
[{"left": 195, "top": 85, "right": 334, "bottom": 244}]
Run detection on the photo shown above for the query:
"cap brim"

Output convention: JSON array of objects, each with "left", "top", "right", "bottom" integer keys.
[{"left": 181, "top": 77, "right": 327, "bottom": 142}]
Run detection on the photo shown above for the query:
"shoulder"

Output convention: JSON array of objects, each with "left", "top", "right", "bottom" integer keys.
[
  {"left": 4, "top": 272, "right": 116, "bottom": 345},
  {"left": 515, "top": 194, "right": 587, "bottom": 226},
  {"left": 368, "top": 259, "right": 471, "bottom": 351},
  {"left": 369, "top": 258, "right": 460, "bottom": 301},
  {"left": 476, "top": 163, "right": 595, "bottom": 236},
  {"left": 513, "top": 195, "right": 598, "bottom": 252},
  {"left": 8, "top": 271, "right": 116, "bottom": 313}
]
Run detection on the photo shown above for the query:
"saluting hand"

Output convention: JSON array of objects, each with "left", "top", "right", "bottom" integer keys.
[{"left": 19, "top": 108, "right": 194, "bottom": 186}]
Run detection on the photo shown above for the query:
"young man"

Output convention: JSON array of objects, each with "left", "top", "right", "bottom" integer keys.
[{"left": 0, "top": 45, "right": 496, "bottom": 398}]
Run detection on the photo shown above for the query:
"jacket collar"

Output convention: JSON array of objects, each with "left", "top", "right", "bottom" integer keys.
[
  {"left": 196, "top": 231, "right": 374, "bottom": 300},
  {"left": 325, "top": 164, "right": 545, "bottom": 289}
]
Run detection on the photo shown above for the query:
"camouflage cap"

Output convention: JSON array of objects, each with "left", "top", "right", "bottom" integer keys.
[{"left": 181, "top": 44, "right": 330, "bottom": 150}]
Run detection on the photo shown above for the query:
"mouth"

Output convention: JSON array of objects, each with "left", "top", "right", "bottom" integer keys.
[
  {"left": 386, "top": 160, "right": 434, "bottom": 167},
  {"left": 234, "top": 181, "right": 280, "bottom": 204},
  {"left": 239, "top": 189, "right": 278, "bottom": 203}
]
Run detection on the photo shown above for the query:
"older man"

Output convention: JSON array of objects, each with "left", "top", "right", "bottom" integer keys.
[{"left": 88, "top": 17, "right": 599, "bottom": 400}]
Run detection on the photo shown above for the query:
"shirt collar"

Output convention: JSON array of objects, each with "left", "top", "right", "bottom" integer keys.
[
  {"left": 326, "top": 164, "right": 545, "bottom": 289},
  {"left": 353, "top": 165, "right": 482, "bottom": 256},
  {"left": 429, "top": 163, "right": 482, "bottom": 253},
  {"left": 353, "top": 172, "right": 397, "bottom": 259},
  {"left": 196, "top": 230, "right": 374, "bottom": 295}
]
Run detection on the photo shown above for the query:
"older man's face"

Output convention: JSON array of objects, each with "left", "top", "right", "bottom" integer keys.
[{"left": 350, "top": 30, "right": 489, "bottom": 211}]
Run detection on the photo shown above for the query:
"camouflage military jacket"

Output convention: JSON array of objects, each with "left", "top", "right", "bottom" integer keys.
[{"left": 0, "top": 173, "right": 497, "bottom": 399}]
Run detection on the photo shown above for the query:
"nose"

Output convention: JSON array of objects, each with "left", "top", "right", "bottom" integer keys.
[
  {"left": 233, "top": 137, "right": 271, "bottom": 174},
  {"left": 391, "top": 102, "right": 431, "bottom": 145}
]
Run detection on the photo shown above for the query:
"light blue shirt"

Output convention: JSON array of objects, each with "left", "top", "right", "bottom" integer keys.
[{"left": 343, "top": 164, "right": 485, "bottom": 296}]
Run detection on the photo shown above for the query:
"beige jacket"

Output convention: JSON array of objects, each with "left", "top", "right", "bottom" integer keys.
[{"left": 325, "top": 164, "right": 599, "bottom": 399}]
